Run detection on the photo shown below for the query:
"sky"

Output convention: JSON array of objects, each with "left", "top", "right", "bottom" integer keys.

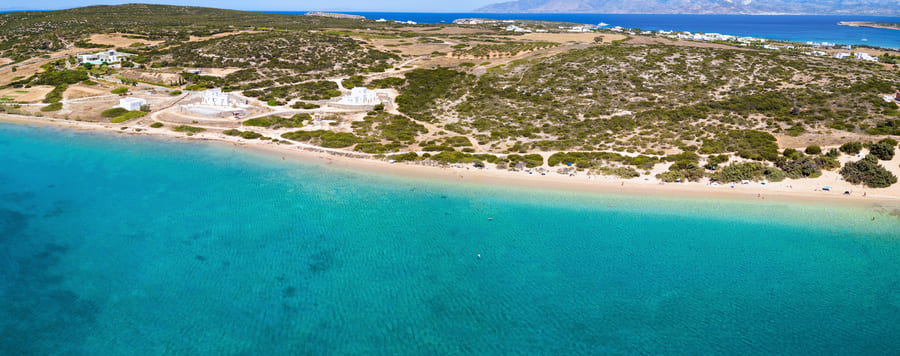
[{"left": 0, "top": 0, "right": 500, "bottom": 12}]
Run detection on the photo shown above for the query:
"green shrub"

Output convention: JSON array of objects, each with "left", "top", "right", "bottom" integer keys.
[
  {"left": 804, "top": 145, "right": 821, "bottom": 155},
  {"left": 598, "top": 167, "right": 640, "bottom": 178},
  {"left": 110, "top": 111, "right": 146, "bottom": 123},
  {"left": 101, "top": 108, "right": 129, "bottom": 118},
  {"left": 776, "top": 155, "right": 839, "bottom": 179},
  {"left": 174, "top": 125, "right": 205, "bottom": 133},
  {"left": 244, "top": 114, "right": 310, "bottom": 128},
  {"left": 341, "top": 75, "right": 364, "bottom": 89},
  {"left": 657, "top": 159, "right": 706, "bottom": 182},
  {"left": 700, "top": 130, "right": 779, "bottom": 161},
  {"left": 170, "top": 90, "right": 182, "bottom": 96},
  {"left": 869, "top": 141, "right": 896, "bottom": 161},
  {"left": 41, "top": 102, "right": 62, "bottom": 112},
  {"left": 710, "top": 162, "right": 785, "bottom": 182},
  {"left": 281, "top": 130, "right": 359, "bottom": 148},
  {"left": 840, "top": 155, "right": 897, "bottom": 188},
  {"left": 291, "top": 101, "right": 320, "bottom": 109},
  {"left": 111, "top": 87, "right": 128, "bottom": 95},
  {"left": 839, "top": 142, "right": 862, "bottom": 155},
  {"left": 150, "top": 122, "right": 164, "bottom": 128},
  {"left": 783, "top": 148, "right": 801, "bottom": 160}
]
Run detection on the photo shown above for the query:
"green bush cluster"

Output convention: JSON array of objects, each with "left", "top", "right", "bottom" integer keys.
[
  {"left": 598, "top": 167, "right": 640, "bottom": 179},
  {"left": 547, "top": 152, "right": 658, "bottom": 169},
  {"left": 281, "top": 130, "right": 360, "bottom": 148},
  {"left": 868, "top": 139, "right": 896, "bottom": 161},
  {"left": 700, "top": 130, "right": 779, "bottom": 161},
  {"left": 710, "top": 162, "right": 785, "bottom": 182},
  {"left": 223, "top": 129, "right": 262, "bottom": 139},
  {"left": 840, "top": 155, "right": 898, "bottom": 188},
  {"left": 101, "top": 108, "right": 129, "bottom": 118},
  {"left": 110, "top": 111, "right": 146, "bottom": 123},
  {"left": 657, "top": 159, "right": 705, "bottom": 182},
  {"left": 243, "top": 114, "right": 311, "bottom": 129},
  {"left": 839, "top": 142, "right": 862, "bottom": 155},
  {"left": 173, "top": 125, "right": 205, "bottom": 133},
  {"left": 506, "top": 154, "right": 543, "bottom": 168},
  {"left": 41, "top": 102, "right": 63, "bottom": 112}
]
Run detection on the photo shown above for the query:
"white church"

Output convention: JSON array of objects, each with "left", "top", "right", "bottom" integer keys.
[
  {"left": 337, "top": 87, "right": 380, "bottom": 106},
  {"left": 201, "top": 88, "right": 235, "bottom": 106}
]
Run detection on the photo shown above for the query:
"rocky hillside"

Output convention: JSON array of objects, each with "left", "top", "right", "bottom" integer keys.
[{"left": 475, "top": 0, "right": 900, "bottom": 16}]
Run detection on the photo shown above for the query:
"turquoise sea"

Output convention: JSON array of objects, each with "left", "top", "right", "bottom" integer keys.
[{"left": 1, "top": 121, "right": 899, "bottom": 354}]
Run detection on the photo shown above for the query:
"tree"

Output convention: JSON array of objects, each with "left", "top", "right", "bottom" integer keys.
[
  {"left": 839, "top": 142, "right": 862, "bottom": 155},
  {"left": 805, "top": 145, "right": 821, "bottom": 155},
  {"left": 869, "top": 141, "right": 895, "bottom": 161},
  {"left": 840, "top": 155, "right": 897, "bottom": 188}
]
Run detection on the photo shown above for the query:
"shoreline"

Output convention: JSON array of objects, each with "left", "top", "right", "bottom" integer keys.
[{"left": 3, "top": 113, "right": 899, "bottom": 211}]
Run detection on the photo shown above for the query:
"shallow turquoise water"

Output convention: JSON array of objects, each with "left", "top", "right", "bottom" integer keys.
[{"left": 1, "top": 122, "right": 899, "bottom": 355}]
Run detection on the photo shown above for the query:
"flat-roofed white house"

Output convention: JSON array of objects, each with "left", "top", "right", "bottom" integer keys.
[
  {"left": 337, "top": 87, "right": 379, "bottom": 106},
  {"left": 201, "top": 88, "right": 234, "bottom": 106},
  {"left": 78, "top": 50, "right": 129, "bottom": 65},
  {"left": 115, "top": 97, "right": 147, "bottom": 111}
]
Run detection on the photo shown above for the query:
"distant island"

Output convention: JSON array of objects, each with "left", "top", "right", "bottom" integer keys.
[
  {"left": 838, "top": 21, "right": 900, "bottom": 31},
  {"left": 304, "top": 12, "right": 365, "bottom": 19},
  {"left": 475, "top": 0, "right": 900, "bottom": 16}
]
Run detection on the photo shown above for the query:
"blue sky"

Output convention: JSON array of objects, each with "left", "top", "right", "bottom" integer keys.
[{"left": 1, "top": 0, "right": 499, "bottom": 12}]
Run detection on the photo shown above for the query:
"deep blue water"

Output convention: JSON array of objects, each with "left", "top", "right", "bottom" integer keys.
[
  {"left": 271, "top": 12, "right": 900, "bottom": 49},
  {"left": 1, "top": 121, "right": 900, "bottom": 354}
]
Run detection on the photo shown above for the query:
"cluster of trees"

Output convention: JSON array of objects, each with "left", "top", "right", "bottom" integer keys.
[
  {"left": 243, "top": 114, "right": 311, "bottom": 129},
  {"left": 841, "top": 155, "right": 897, "bottom": 188},
  {"left": 547, "top": 152, "right": 658, "bottom": 169},
  {"left": 281, "top": 130, "right": 360, "bottom": 148},
  {"left": 223, "top": 129, "right": 263, "bottom": 139}
]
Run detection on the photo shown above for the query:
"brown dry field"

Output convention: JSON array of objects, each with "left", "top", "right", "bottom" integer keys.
[
  {"left": 118, "top": 69, "right": 182, "bottom": 85},
  {"left": 0, "top": 60, "right": 44, "bottom": 86},
  {"left": 0, "top": 58, "right": 11, "bottom": 66},
  {"left": 397, "top": 26, "right": 492, "bottom": 35},
  {"left": 0, "top": 86, "right": 55, "bottom": 103},
  {"left": 88, "top": 33, "right": 164, "bottom": 47},
  {"left": 187, "top": 67, "right": 244, "bottom": 77},
  {"left": 64, "top": 84, "right": 110, "bottom": 100},
  {"left": 776, "top": 131, "right": 882, "bottom": 149},
  {"left": 504, "top": 32, "right": 626, "bottom": 43}
]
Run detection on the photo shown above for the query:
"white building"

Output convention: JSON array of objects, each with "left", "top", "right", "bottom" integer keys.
[
  {"left": 201, "top": 88, "right": 234, "bottom": 106},
  {"left": 115, "top": 97, "right": 147, "bottom": 111},
  {"left": 834, "top": 52, "right": 851, "bottom": 59},
  {"left": 78, "top": 50, "right": 128, "bottom": 65},
  {"left": 337, "top": 87, "right": 379, "bottom": 106},
  {"left": 854, "top": 52, "right": 879, "bottom": 62}
]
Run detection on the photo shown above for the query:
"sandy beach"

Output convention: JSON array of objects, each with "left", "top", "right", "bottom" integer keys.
[{"left": 3, "top": 113, "right": 899, "bottom": 210}]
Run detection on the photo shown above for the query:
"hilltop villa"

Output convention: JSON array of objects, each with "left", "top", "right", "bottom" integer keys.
[
  {"left": 78, "top": 50, "right": 129, "bottom": 65},
  {"left": 337, "top": 87, "right": 380, "bottom": 106}
]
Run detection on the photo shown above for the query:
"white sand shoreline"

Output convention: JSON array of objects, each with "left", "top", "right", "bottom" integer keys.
[{"left": 3, "top": 113, "right": 899, "bottom": 211}]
